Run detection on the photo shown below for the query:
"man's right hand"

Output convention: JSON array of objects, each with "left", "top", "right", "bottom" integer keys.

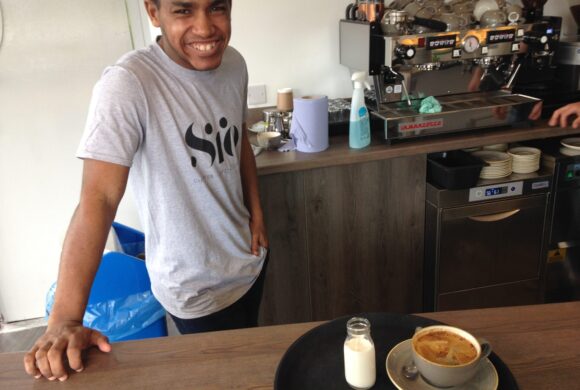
[
  {"left": 549, "top": 102, "right": 580, "bottom": 128},
  {"left": 22, "top": 160, "right": 127, "bottom": 381},
  {"left": 23, "top": 320, "right": 111, "bottom": 381}
]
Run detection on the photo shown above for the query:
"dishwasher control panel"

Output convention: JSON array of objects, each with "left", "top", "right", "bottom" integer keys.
[
  {"left": 564, "top": 163, "right": 580, "bottom": 182},
  {"left": 469, "top": 181, "right": 523, "bottom": 202}
]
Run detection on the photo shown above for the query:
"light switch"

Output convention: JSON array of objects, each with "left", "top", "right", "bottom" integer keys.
[{"left": 248, "top": 84, "right": 267, "bottom": 105}]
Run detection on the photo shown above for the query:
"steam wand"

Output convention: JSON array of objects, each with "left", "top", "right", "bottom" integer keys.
[{"left": 505, "top": 61, "right": 523, "bottom": 90}]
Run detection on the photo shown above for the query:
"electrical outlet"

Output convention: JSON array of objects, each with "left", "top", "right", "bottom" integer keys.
[{"left": 248, "top": 84, "right": 267, "bottom": 105}]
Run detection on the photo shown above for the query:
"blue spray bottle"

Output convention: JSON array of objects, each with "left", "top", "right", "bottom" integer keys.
[{"left": 349, "top": 71, "right": 372, "bottom": 149}]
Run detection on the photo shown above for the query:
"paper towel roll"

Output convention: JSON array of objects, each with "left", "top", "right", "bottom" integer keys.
[{"left": 290, "top": 95, "right": 329, "bottom": 153}]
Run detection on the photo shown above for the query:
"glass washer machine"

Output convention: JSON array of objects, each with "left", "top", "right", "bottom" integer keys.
[{"left": 424, "top": 169, "right": 553, "bottom": 311}]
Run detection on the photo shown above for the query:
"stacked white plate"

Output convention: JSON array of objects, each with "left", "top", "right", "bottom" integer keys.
[
  {"left": 482, "top": 143, "right": 508, "bottom": 152},
  {"left": 561, "top": 137, "right": 580, "bottom": 156},
  {"left": 508, "top": 147, "right": 541, "bottom": 174},
  {"left": 472, "top": 150, "right": 513, "bottom": 179},
  {"left": 560, "top": 147, "right": 580, "bottom": 156}
]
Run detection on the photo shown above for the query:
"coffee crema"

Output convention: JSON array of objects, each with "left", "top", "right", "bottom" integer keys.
[{"left": 414, "top": 331, "right": 477, "bottom": 366}]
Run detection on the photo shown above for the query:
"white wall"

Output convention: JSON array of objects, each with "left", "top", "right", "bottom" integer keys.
[
  {"left": 230, "top": 1, "right": 354, "bottom": 108},
  {"left": 0, "top": 0, "right": 140, "bottom": 322}
]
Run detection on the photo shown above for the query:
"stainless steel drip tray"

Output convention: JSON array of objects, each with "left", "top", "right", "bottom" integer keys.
[{"left": 372, "top": 91, "right": 541, "bottom": 141}]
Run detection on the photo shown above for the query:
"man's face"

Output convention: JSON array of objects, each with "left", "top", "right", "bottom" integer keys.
[{"left": 145, "top": 0, "right": 232, "bottom": 71}]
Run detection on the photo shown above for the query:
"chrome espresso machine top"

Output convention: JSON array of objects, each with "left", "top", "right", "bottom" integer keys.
[{"left": 339, "top": 6, "right": 561, "bottom": 142}]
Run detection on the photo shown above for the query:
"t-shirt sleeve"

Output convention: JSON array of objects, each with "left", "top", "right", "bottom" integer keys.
[
  {"left": 242, "top": 59, "right": 249, "bottom": 125},
  {"left": 76, "top": 66, "right": 145, "bottom": 167}
]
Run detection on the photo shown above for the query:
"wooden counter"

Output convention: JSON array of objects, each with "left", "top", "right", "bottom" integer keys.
[
  {"left": 1, "top": 302, "right": 579, "bottom": 389},
  {"left": 255, "top": 121, "right": 580, "bottom": 175}
]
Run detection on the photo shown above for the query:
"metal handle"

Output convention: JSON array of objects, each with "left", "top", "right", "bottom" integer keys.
[
  {"left": 413, "top": 17, "right": 448, "bottom": 32},
  {"left": 468, "top": 209, "right": 520, "bottom": 222},
  {"left": 400, "top": 78, "right": 412, "bottom": 107},
  {"left": 505, "top": 62, "right": 522, "bottom": 90},
  {"left": 346, "top": 3, "right": 358, "bottom": 20}
]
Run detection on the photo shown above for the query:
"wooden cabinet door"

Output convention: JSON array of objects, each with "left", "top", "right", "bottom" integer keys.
[
  {"left": 304, "top": 156, "right": 426, "bottom": 321},
  {"left": 258, "top": 172, "right": 312, "bottom": 325}
]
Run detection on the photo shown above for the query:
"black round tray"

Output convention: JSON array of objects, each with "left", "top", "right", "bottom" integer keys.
[{"left": 275, "top": 313, "right": 518, "bottom": 390}]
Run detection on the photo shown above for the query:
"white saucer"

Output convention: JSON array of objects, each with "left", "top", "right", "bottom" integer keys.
[
  {"left": 482, "top": 143, "right": 508, "bottom": 152},
  {"left": 472, "top": 151, "right": 511, "bottom": 163},
  {"left": 249, "top": 121, "right": 267, "bottom": 133},
  {"left": 508, "top": 147, "right": 541, "bottom": 159},
  {"left": 386, "top": 339, "right": 499, "bottom": 390},
  {"left": 561, "top": 137, "right": 580, "bottom": 151}
]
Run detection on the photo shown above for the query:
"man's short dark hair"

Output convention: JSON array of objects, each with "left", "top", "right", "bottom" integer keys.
[{"left": 151, "top": 0, "right": 232, "bottom": 7}]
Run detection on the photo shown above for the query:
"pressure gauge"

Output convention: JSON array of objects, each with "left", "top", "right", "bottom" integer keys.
[{"left": 463, "top": 35, "right": 480, "bottom": 54}]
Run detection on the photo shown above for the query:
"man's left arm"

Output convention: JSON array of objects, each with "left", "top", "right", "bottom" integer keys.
[{"left": 240, "top": 123, "right": 269, "bottom": 255}]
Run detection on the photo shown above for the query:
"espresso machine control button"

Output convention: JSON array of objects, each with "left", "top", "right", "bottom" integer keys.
[
  {"left": 523, "top": 33, "right": 549, "bottom": 46},
  {"left": 395, "top": 45, "right": 416, "bottom": 60}
]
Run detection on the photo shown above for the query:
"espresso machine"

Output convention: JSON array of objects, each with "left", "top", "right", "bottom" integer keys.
[{"left": 339, "top": 1, "right": 561, "bottom": 142}]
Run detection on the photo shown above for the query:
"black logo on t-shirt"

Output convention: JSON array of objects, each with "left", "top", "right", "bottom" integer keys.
[{"left": 185, "top": 117, "right": 239, "bottom": 168}]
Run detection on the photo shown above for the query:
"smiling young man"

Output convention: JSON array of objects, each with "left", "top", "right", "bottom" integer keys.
[
  {"left": 24, "top": 0, "right": 269, "bottom": 382},
  {"left": 148, "top": 0, "right": 231, "bottom": 70}
]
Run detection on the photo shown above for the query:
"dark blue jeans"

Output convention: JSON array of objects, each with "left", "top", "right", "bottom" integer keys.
[{"left": 170, "top": 253, "right": 269, "bottom": 334}]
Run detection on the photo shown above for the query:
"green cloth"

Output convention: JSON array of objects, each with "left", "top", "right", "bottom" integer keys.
[{"left": 419, "top": 96, "right": 442, "bottom": 114}]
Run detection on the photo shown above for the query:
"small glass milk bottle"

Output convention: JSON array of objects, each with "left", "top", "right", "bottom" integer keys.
[{"left": 344, "top": 317, "right": 376, "bottom": 389}]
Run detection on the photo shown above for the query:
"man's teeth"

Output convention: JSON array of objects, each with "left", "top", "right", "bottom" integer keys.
[{"left": 192, "top": 42, "right": 217, "bottom": 51}]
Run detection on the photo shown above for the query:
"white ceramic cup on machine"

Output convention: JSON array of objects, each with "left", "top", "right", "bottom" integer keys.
[
  {"left": 505, "top": 3, "right": 523, "bottom": 23},
  {"left": 480, "top": 9, "right": 507, "bottom": 27},
  {"left": 473, "top": 0, "right": 499, "bottom": 21},
  {"left": 403, "top": 1, "right": 426, "bottom": 17}
]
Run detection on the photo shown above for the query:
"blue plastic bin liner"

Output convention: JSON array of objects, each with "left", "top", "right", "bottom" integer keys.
[
  {"left": 45, "top": 283, "right": 166, "bottom": 342},
  {"left": 111, "top": 222, "right": 145, "bottom": 258},
  {"left": 45, "top": 222, "right": 167, "bottom": 342}
]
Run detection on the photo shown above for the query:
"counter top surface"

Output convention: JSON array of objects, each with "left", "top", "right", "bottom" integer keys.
[
  {"left": 1, "top": 301, "right": 579, "bottom": 389},
  {"left": 256, "top": 121, "right": 580, "bottom": 175}
]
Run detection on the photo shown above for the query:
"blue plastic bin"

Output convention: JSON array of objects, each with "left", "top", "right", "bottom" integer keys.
[
  {"left": 47, "top": 222, "right": 167, "bottom": 342},
  {"left": 90, "top": 222, "right": 167, "bottom": 341}
]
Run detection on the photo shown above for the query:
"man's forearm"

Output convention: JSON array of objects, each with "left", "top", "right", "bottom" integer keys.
[
  {"left": 49, "top": 160, "right": 129, "bottom": 326},
  {"left": 49, "top": 198, "right": 119, "bottom": 325}
]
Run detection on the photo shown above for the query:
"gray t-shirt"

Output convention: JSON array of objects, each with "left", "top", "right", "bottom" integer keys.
[{"left": 77, "top": 43, "right": 266, "bottom": 319}]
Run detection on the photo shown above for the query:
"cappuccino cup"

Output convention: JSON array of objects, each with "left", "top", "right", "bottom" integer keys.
[{"left": 411, "top": 325, "right": 492, "bottom": 388}]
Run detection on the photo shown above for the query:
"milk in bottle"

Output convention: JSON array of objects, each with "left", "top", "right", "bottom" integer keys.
[{"left": 344, "top": 317, "right": 376, "bottom": 389}]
